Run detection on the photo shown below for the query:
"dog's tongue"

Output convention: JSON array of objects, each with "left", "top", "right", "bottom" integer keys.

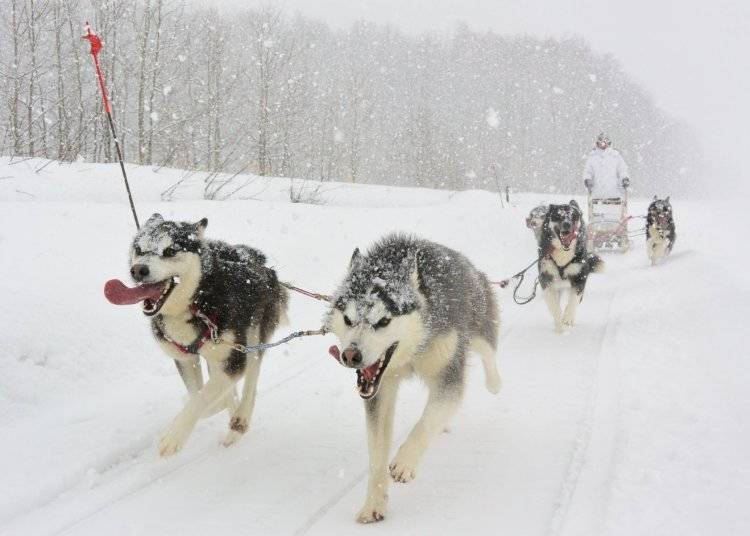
[
  {"left": 328, "top": 345, "right": 341, "bottom": 362},
  {"left": 104, "top": 279, "right": 166, "bottom": 305},
  {"left": 361, "top": 361, "right": 379, "bottom": 382},
  {"left": 328, "top": 345, "right": 378, "bottom": 382},
  {"left": 560, "top": 231, "right": 576, "bottom": 248}
]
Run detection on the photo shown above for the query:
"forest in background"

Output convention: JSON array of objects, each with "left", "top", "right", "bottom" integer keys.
[{"left": 0, "top": 0, "right": 702, "bottom": 195}]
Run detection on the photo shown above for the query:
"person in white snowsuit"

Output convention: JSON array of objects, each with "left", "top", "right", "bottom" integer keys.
[{"left": 583, "top": 133, "right": 630, "bottom": 198}]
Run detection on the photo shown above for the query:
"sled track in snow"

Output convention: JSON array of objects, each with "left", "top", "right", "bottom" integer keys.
[
  {"left": 547, "top": 286, "right": 621, "bottom": 536},
  {"left": 292, "top": 469, "right": 368, "bottom": 535},
  {"left": 4, "top": 358, "right": 324, "bottom": 536}
]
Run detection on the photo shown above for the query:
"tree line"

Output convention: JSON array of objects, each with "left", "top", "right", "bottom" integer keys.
[{"left": 0, "top": 0, "right": 702, "bottom": 195}]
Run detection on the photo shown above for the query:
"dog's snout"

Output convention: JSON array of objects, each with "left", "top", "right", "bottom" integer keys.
[
  {"left": 561, "top": 221, "right": 572, "bottom": 232},
  {"left": 131, "top": 264, "right": 150, "bottom": 281},
  {"left": 342, "top": 346, "right": 363, "bottom": 367}
]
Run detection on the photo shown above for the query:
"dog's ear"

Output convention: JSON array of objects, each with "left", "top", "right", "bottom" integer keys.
[
  {"left": 193, "top": 217, "right": 208, "bottom": 238},
  {"left": 569, "top": 199, "right": 580, "bottom": 209},
  {"left": 350, "top": 248, "right": 363, "bottom": 269},
  {"left": 665, "top": 196, "right": 670, "bottom": 203},
  {"left": 144, "top": 213, "right": 164, "bottom": 227},
  {"left": 653, "top": 195, "right": 658, "bottom": 201}
]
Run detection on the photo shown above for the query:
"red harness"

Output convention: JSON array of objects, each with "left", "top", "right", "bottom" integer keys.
[{"left": 160, "top": 305, "right": 219, "bottom": 355}]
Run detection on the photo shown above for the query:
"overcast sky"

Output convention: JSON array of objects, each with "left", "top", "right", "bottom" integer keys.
[{"left": 229, "top": 0, "right": 748, "bottom": 183}]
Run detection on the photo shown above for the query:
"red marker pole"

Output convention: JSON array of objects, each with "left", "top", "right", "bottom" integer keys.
[{"left": 82, "top": 22, "right": 140, "bottom": 230}]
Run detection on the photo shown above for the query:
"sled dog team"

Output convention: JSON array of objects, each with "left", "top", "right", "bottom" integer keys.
[{"left": 108, "top": 196, "right": 674, "bottom": 524}]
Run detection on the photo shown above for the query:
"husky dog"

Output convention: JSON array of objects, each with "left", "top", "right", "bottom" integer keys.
[
  {"left": 526, "top": 204, "right": 550, "bottom": 242},
  {"left": 105, "top": 214, "right": 287, "bottom": 456},
  {"left": 325, "top": 233, "right": 501, "bottom": 523},
  {"left": 646, "top": 196, "right": 676, "bottom": 265},
  {"left": 537, "top": 200, "right": 604, "bottom": 333}
]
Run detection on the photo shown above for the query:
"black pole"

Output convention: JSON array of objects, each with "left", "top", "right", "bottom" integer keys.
[
  {"left": 83, "top": 23, "right": 140, "bottom": 231},
  {"left": 105, "top": 112, "right": 140, "bottom": 229}
]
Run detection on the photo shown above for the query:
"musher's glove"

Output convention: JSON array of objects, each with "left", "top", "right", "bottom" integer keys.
[
  {"left": 622, "top": 177, "right": 630, "bottom": 189},
  {"left": 584, "top": 179, "right": 593, "bottom": 191}
]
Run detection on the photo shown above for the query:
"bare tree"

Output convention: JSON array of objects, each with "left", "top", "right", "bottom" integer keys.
[{"left": 0, "top": 0, "right": 702, "bottom": 195}]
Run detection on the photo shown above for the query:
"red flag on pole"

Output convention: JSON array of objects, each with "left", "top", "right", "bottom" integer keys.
[
  {"left": 81, "top": 22, "right": 140, "bottom": 229},
  {"left": 82, "top": 23, "right": 112, "bottom": 115}
]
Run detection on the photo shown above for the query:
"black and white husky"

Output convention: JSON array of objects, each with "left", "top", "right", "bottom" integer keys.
[
  {"left": 646, "top": 196, "right": 676, "bottom": 265},
  {"left": 537, "top": 200, "right": 604, "bottom": 333},
  {"left": 325, "top": 233, "right": 501, "bottom": 523},
  {"left": 105, "top": 214, "right": 287, "bottom": 456}
]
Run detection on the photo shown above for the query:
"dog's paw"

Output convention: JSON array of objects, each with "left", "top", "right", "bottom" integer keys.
[
  {"left": 222, "top": 415, "right": 249, "bottom": 447},
  {"left": 229, "top": 415, "right": 249, "bottom": 434},
  {"left": 485, "top": 373, "right": 502, "bottom": 394},
  {"left": 389, "top": 456, "right": 418, "bottom": 483},
  {"left": 158, "top": 428, "right": 189, "bottom": 458},
  {"left": 222, "top": 429, "right": 243, "bottom": 448},
  {"left": 356, "top": 497, "right": 387, "bottom": 524},
  {"left": 562, "top": 314, "right": 576, "bottom": 327}
]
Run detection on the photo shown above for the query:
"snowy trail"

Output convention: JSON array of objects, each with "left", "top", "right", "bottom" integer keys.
[
  {"left": 1, "top": 160, "right": 748, "bottom": 535},
  {"left": 38, "top": 289, "right": 616, "bottom": 536}
]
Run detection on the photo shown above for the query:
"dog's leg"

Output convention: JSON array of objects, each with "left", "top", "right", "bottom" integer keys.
[
  {"left": 175, "top": 356, "right": 203, "bottom": 395},
  {"left": 656, "top": 237, "right": 669, "bottom": 264},
  {"left": 543, "top": 287, "right": 564, "bottom": 333},
  {"left": 356, "top": 379, "right": 400, "bottom": 524},
  {"left": 390, "top": 366, "right": 464, "bottom": 485},
  {"left": 159, "top": 366, "right": 237, "bottom": 457},
  {"left": 471, "top": 337, "right": 501, "bottom": 394},
  {"left": 562, "top": 287, "right": 580, "bottom": 327},
  {"left": 647, "top": 237, "right": 655, "bottom": 265},
  {"left": 222, "top": 352, "right": 264, "bottom": 447},
  {"left": 201, "top": 364, "right": 240, "bottom": 418}
]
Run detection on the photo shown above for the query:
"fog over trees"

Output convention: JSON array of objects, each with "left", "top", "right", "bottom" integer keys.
[{"left": 0, "top": 0, "right": 702, "bottom": 195}]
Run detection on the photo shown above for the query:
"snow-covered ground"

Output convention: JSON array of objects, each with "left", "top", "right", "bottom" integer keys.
[{"left": 0, "top": 158, "right": 748, "bottom": 536}]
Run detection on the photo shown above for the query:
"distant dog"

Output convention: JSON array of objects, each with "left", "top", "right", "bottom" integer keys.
[
  {"left": 326, "top": 233, "right": 501, "bottom": 523},
  {"left": 537, "top": 200, "right": 604, "bottom": 333},
  {"left": 526, "top": 204, "right": 549, "bottom": 242},
  {"left": 646, "top": 196, "right": 676, "bottom": 265},
  {"left": 106, "top": 214, "right": 287, "bottom": 456}
]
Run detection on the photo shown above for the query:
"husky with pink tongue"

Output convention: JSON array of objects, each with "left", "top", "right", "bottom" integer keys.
[
  {"left": 537, "top": 200, "right": 604, "bottom": 334},
  {"left": 325, "top": 233, "right": 501, "bottom": 524},
  {"left": 105, "top": 213, "right": 287, "bottom": 457}
]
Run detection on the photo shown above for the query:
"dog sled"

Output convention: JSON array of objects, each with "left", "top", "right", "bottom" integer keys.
[{"left": 587, "top": 190, "right": 630, "bottom": 252}]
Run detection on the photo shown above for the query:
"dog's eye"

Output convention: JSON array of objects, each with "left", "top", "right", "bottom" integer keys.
[
  {"left": 343, "top": 315, "right": 353, "bottom": 327},
  {"left": 162, "top": 247, "right": 177, "bottom": 258},
  {"left": 133, "top": 245, "right": 142, "bottom": 256},
  {"left": 373, "top": 317, "right": 391, "bottom": 329}
]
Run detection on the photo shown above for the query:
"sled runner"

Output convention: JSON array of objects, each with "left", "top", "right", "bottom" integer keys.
[{"left": 587, "top": 190, "right": 630, "bottom": 251}]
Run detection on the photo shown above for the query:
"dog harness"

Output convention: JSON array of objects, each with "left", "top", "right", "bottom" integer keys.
[{"left": 156, "top": 304, "right": 219, "bottom": 355}]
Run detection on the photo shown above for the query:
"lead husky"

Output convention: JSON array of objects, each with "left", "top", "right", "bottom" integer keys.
[
  {"left": 646, "top": 196, "right": 676, "bottom": 265},
  {"left": 538, "top": 200, "right": 604, "bottom": 333},
  {"left": 105, "top": 214, "right": 287, "bottom": 456},
  {"left": 325, "top": 233, "right": 501, "bottom": 523}
]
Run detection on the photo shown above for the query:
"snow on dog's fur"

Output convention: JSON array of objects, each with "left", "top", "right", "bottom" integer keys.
[
  {"left": 537, "top": 200, "right": 604, "bottom": 333},
  {"left": 646, "top": 196, "right": 676, "bottom": 265},
  {"left": 325, "top": 233, "right": 501, "bottom": 523},
  {"left": 113, "top": 213, "right": 287, "bottom": 456}
]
